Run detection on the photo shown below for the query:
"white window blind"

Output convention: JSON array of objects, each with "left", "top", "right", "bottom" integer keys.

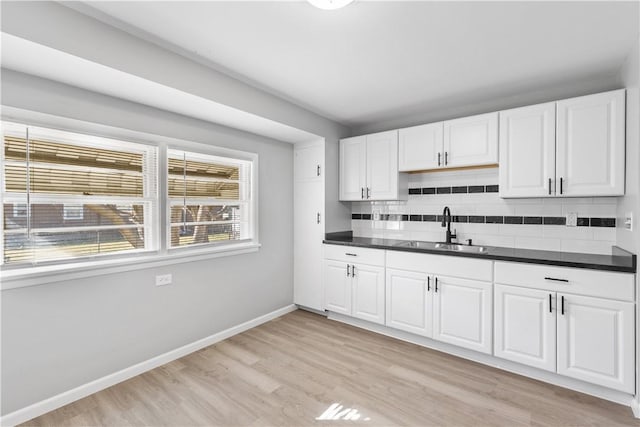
[
  {"left": 167, "top": 148, "right": 253, "bottom": 249},
  {"left": 1, "top": 122, "right": 158, "bottom": 266}
]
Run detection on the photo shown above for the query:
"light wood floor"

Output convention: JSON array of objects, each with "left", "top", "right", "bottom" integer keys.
[{"left": 23, "top": 309, "right": 640, "bottom": 426}]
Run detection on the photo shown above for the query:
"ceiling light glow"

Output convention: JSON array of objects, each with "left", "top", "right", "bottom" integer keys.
[{"left": 307, "top": 0, "right": 354, "bottom": 10}]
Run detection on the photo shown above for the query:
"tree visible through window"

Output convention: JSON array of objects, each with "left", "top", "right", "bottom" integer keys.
[
  {"left": 167, "top": 149, "right": 252, "bottom": 248},
  {"left": 2, "top": 122, "right": 157, "bottom": 265}
]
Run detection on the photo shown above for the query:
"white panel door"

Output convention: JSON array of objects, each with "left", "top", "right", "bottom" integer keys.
[
  {"left": 351, "top": 263, "right": 385, "bottom": 325},
  {"left": 293, "top": 180, "right": 324, "bottom": 310},
  {"left": 433, "top": 276, "right": 492, "bottom": 354},
  {"left": 385, "top": 268, "right": 432, "bottom": 337},
  {"left": 556, "top": 89, "right": 625, "bottom": 197},
  {"left": 557, "top": 293, "right": 634, "bottom": 393},
  {"left": 366, "top": 130, "right": 399, "bottom": 200},
  {"left": 398, "top": 122, "right": 444, "bottom": 171},
  {"left": 494, "top": 285, "right": 556, "bottom": 372},
  {"left": 339, "top": 136, "right": 366, "bottom": 201},
  {"left": 499, "top": 103, "right": 556, "bottom": 198},
  {"left": 323, "top": 259, "right": 351, "bottom": 315},
  {"left": 443, "top": 112, "right": 498, "bottom": 168}
]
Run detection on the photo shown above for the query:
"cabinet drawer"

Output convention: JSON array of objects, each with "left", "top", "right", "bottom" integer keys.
[
  {"left": 386, "top": 250, "right": 492, "bottom": 282},
  {"left": 323, "top": 244, "right": 385, "bottom": 265},
  {"left": 494, "top": 262, "right": 634, "bottom": 302}
]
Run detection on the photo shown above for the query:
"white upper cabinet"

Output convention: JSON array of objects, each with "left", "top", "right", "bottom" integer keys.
[
  {"left": 339, "top": 130, "right": 406, "bottom": 201},
  {"left": 398, "top": 122, "right": 444, "bottom": 171},
  {"left": 556, "top": 89, "right": 625, "bottom": 197},
  {"left": 499, "top": 102, "right": 556, "bottom": 198},
  {"left": 501, "top": 89, "right": 626, "bottom": 198},
  {"left": 339, "top": 135, "right": 367, "bottom": 201},
  {"left": 366, "top": 131, "right": 400, "bottom": 200},
  {"left": 443, "top": 112, "right": 499, "bottom": 168}
]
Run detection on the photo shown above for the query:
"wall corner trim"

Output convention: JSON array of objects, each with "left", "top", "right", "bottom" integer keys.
[
  {"left": 631, "top": 397, "right": 640, "bottom": 418},
  {"left": 0, "top": 304, "right": 298, "bottom": 426}
]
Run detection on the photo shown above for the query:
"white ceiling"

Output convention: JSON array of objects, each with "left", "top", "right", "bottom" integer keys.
[{"left": 72, "top": 1, "right": 638, "bottom": 128}]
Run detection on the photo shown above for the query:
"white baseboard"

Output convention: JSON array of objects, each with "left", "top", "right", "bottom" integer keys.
[
  {"left": 1, "top": 304, "right": 297, "bottom": 427},
  {"left": 329, "top": 312, "right": 635, "bottom": 409}
]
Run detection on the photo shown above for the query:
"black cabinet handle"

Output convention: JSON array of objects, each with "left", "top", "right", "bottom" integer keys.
[
  {"left": 361, "top": 188, "right": 364, "bottom": 199},
  {"left": 544, "top": 277, "right": 569, "bottom": 283},
  {"left": 435, "top": 277, "right": 438, "bottom": 292},
  {"left": 438, "top": 152, "right": 441, "bottom": 166},
  {"left": 561, "top": 295, "right": 565, "bottom": 315},
  {"left": 345, "top": 253, "right": 357, "bottom": 257},
  {"left": 366, "top": 187, "right": 371, "bottom": 199},
  {"left": 548, "top": 178, "right": 552, "bottom": 195},
  {"left": 445, "top": 151, "right": 448, "bottom": 165},
  {"left": 549, "top": 294, "right": 552, "bottom": 313},
  {"left": 351, "top": 265, "right": 356, "bottom": 277},
  {"left": 346, "top": 264, "right": 351, "bottom": 277},
  {"left": 317, "top": 164, "right": 321, "bottom": 176},
  {"left": 317, "top": 213, "right": 321, "bottom": 224},
  {"left": 560, "top": 177, "right": 563, "bottom": 194},
  {"left": 427, "top": 276, "right": 430, "bottom": 292}
]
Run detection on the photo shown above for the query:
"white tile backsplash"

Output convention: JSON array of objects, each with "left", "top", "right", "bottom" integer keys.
[{"left": 351, "top": 168, "right": 619, "bottom": 255}]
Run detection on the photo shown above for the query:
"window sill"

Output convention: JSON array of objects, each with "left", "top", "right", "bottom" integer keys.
[{"left": 0, "top": 242, "right": 261, "bottom": 290}]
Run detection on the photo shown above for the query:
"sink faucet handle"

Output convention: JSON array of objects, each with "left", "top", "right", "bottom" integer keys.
[
  {"left": 465, "top": 238, "right": 473, "bottom": 246},
  {"left": 452, "top": 229, "right": 457, "bottom": 239}
]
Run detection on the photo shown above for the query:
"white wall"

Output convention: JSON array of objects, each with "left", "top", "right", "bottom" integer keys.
[
  {"left": 0, "top": 71, "right": 298, "bottom": 415},
  {"left": 617, "top": 37, "right": 640, "bottom": 253}
]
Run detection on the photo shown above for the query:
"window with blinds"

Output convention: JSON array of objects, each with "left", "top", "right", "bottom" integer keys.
[
  {"left": 1, "top": 122, "right": 158, "bottom": 266},
  {"left": 167, "top": 149, "right": 253, "bottom": 249}
]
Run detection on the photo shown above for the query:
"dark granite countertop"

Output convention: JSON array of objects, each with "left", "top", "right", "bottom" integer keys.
[{"left": 324, "top": 231, "right": 636, "bottom": 273}]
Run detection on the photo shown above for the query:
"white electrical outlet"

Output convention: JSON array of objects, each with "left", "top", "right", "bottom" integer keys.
[
  {"left": 372, "top": 210, "right": 381, "bottom": 221},
  {"left": 625, "top": 212, "right": 633, "bottom": 230},
  {"left": 566, "top": 212, "right": 577, "bottom": 227},
  {"left": 156, "top": 274, "right": 172, "bottom": 286}
]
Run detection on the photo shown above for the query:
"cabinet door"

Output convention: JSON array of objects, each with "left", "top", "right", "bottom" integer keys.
[
  {"left": 366, "top": 130, "right": 399, "bottom": 200},
  {"left": 339, "top": 136, "right": 366, "bottom": 201},
  {"left": 385, "top": 268, "right": 432, "bottom": 337},
  {"left": 556, "top": 89, "right": 625, "bottom": 197},
  {"left": 294, "top": 180, "right": 324, "bottom": 310},
  {"left": 294, "top": 142, "right": 324, "bottom": 182},
  {"left": 557, "top": 293, "right": 634, "bottom": 393},
  {"left": 499, "top": 103, "right": 556, "bottom": 198},
  {"left": 323, "top": 260, "right": 351, "bottom": 315},
  {"left": 398, "top": 122, "right": 443, "bottom": 171},
  {"left": 351, "top": 263, "right": 385, "bottom": 325},
  {"left": 433, "top": 276, "right": 492, "bottom": 354},
  {"left": 443, "top": 112, "right": 498, "bottom": 168},
  {"left": 494, "top": 285, "right": 556, "bottom": 372}
]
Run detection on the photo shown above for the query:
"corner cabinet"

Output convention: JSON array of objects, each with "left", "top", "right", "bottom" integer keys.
[
  {"left": 500, "top": 89, "right": 625, "bottom": 198},
  {"left": 339, "top": 131, "right": 407, "bottom": 201}
]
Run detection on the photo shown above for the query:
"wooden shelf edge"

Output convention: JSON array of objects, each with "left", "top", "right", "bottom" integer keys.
[{"left": 404, "top": 163, "right": 499, "bottom": 174}]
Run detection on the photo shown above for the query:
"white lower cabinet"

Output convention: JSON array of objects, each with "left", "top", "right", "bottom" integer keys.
[
  {"left": 386, "top": 268, "right": 432, "bottom": 336},
  {"left": 557, "top": 293, "right": 634, "bottom": 393},
  {"left": 323, "top": 246, "right": 385, "bottom": 325},
  {"left": 494, "top": 284, "right": 557, "bottom": 372},
  {"left": 351, "top": 263, "right": 385, "bottom": 324},
  {"left": 433, "top": 276, "right": 493, "bottom": 354},
  {"left": 323, "top": 259, "right": 352, "bottom": 315}
]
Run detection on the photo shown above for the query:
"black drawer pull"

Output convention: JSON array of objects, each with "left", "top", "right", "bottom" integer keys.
[
  {"left": 435, "top": 277, "right": 438, "bottom": 292},
  {"left": 561, "top": 295, "right": 565, "bottom": 315},
  {"left": 345, "top": 253, "right": 358, "bottom": 257},
  {"left": 544, "top": 277, "right": 568, "bottom": 283},
  {"left": 427, "top": 276, "right": 430, "bottom": 292},
  {"left": 549, "top": 294, "right": 552, "bottom": 313}
]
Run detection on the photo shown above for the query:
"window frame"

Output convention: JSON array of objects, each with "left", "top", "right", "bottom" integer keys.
[{"left": 0, "top": 111, "right": 260, "bottom": 288}]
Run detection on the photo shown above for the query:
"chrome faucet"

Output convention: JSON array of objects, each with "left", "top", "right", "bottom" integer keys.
[{"left": 441, "top": 206, "right": 457, "bottom": 244}]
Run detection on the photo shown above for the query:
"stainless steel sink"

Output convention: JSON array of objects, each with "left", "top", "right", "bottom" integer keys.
[
  {"left": 435, "top": 243, "right": 488, "bottom": 254},
  {"left": 394, "top": 240, "right": 434, "bottom": 249}
]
